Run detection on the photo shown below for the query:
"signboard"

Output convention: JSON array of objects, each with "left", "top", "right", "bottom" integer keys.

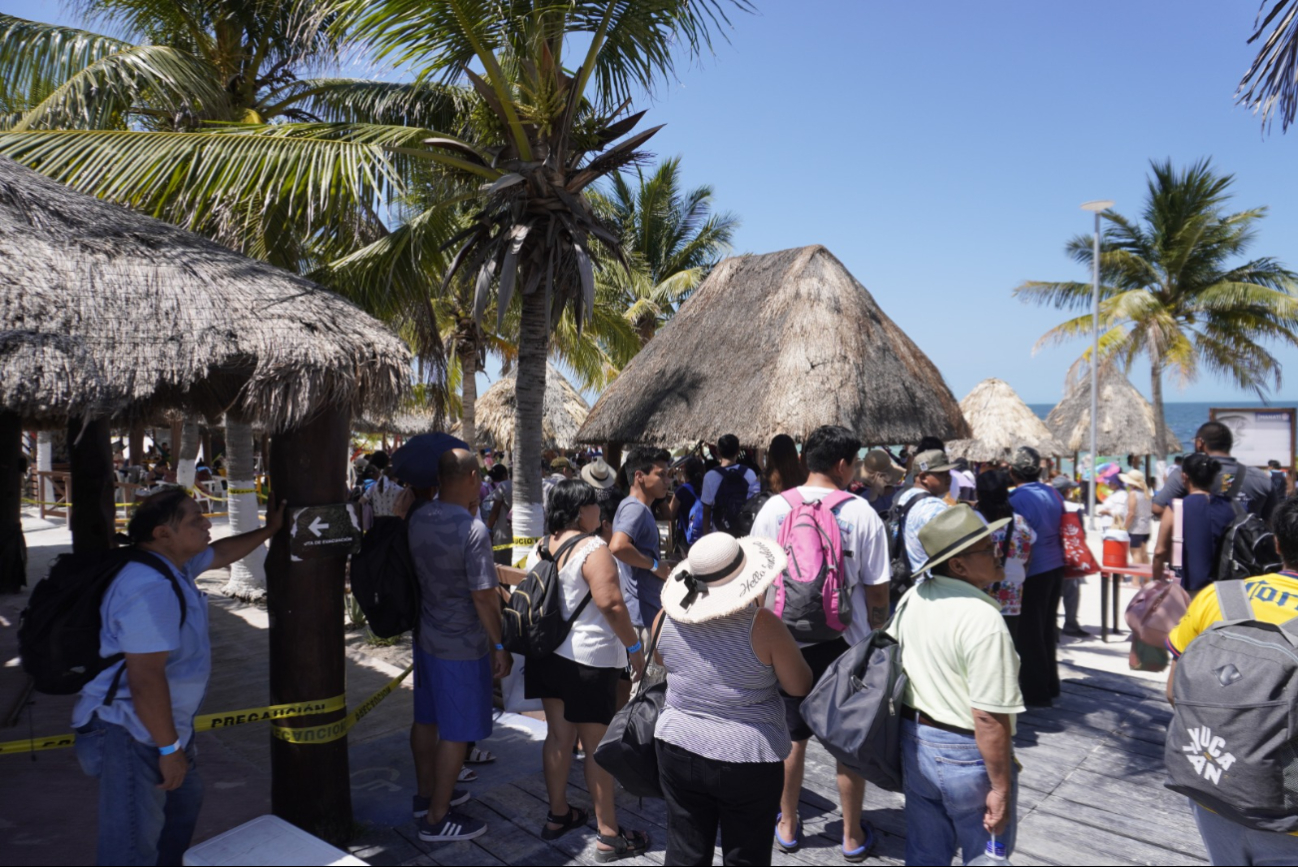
[
  {"left": 1210, "top": 407, "right": 1297, "bottom": 470},
  {"left": 289, "top": 504, "right": 362, "bottom": 561}
]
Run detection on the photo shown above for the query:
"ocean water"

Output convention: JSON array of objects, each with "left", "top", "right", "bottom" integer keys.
[{"left": 1026, "top": 400, "right": 1288, "bottom": 461}]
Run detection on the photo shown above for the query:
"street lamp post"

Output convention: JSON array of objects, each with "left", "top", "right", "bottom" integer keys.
[{"left": 1080, "top": 200, "right": 1114, "bottom": 531}]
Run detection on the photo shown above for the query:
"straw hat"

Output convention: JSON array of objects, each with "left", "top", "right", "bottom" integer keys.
[
  {"left": 661, "top": 533, "right": 786, "bottom": 624},
  {"left": 1118, "top": 468, "right": 1148, "bottom": 493},
  {"left": 912, "top": 504, "right": 1010, "bottom": 578},
  {"left": 580, "top": 457, "right": 617, "bottom": 489}
]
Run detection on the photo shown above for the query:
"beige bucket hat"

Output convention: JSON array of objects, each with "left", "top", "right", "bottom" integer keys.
[{"left": 661, "top": 533, "right": 786, "bottom": 624}]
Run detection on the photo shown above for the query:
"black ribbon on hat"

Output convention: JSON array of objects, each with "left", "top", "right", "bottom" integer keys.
[{"left": 675, "top": 548, "right": 747, "bottom": 609}]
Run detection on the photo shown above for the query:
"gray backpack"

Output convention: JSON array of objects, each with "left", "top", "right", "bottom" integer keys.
[{"left": 1164, "top": 579, "right": 1298, "bottom": 832}]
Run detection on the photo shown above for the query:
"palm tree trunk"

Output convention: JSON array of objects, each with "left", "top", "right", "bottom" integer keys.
[
  {"left": 512, "top": 286, "right": 549, "bottom": 564},
  {"left": 459, "top": 341, "right": 479, "bottom": 449},
  {"left": 1150, "top": 358, "right": 1170, "bottom": 459},
  {"left": 175, "top": 421, "right": 201, "bottom": 490},
  {"left": 221, "top": 417, "right": 267, "bottom": 600}
]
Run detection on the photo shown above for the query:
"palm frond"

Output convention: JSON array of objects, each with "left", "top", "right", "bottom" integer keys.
[
  {"left": 0, "top": 14, "right": 134, "bottom": 115},
  {"left": 274, "top": 78, "right": 475, "bottom": 128},
  {"left": 1238, "top": 0, "right": 1298, "bottom": 132}
]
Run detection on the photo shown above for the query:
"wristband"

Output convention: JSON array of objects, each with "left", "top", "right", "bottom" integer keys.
[
  {"left": 626, "top": 640, "right": 643, "bottom": 654},
  {"left": 158, "top": 739, "right": 182, "bottom": 757},
  {"left": 652, "top": 556, "right": 660, "bottom": 572},
  {"left": 494, "top": 643, "right": 504, "bottom": 651}
]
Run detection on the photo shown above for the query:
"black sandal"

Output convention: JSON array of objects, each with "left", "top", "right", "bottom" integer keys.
[
  {"left": 540, "top": 805, "right": 588, "bottom": 841},
  {"left": 596, "top": 828, "right": 649, "bottom": 862}
]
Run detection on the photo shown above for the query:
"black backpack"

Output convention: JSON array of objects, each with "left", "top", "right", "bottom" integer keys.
[
  {"left": 732, "top": 490, "right": 772, "bottom": 538},
  {"left": 349, "top": 510, "right": 422, "bottom": 639},
  {"left": 1215, "top": 471, "right": 1282, "bottom": 583},
  {"left": 888, "top": 491, "right": 935, "bottom": 600},
  {"left": 19, "top": 548, "right": 183, "bottom": 696},
  {"left": 713, "top": 465, "right": 753, "bottom": 534},
  {"left": 502, "top": 533, "right": 595, "bottom": 658}
]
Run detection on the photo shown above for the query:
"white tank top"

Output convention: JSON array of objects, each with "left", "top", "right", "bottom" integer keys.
[{"left": 552, "top": 536, "right": 627, "bottom": 669}]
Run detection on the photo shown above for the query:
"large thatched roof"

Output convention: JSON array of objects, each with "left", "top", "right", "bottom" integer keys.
[
  {"left": 0, "top": 156, "right": 410, "bottom": 432},
  {"left": 1046, "top": 366, "right": 1183, "bottom": 455},
  {"left": 576, "top": 246, "right": 969, "bottom": 446},
  {"left": 947, "top": 378, "right": 1066, "bottom": 461},
  {"left": 470, "top": 363, "right": 590, "bottom": 451},
  {"left": 0, "top": 330, "right": 112, "bottom": 423}
]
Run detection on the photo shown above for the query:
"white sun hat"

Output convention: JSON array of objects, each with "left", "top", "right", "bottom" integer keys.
[{"left": 661, "top": 533, "right": 786, "bottom": 624}]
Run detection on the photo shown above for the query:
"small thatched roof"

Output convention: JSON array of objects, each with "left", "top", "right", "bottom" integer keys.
[
  {"left": 472, "top": 364, "right": 590, "bottom": 451},
  {"left": 947, "top": 378, "right": 1066, "bottom": 461},
  {"left": 576, "top": 246, "right": 969, "bottom": 446},
  {"left": 0, "top": 156, "right": 410, "bottom": 432},
  {"left": 1046, "top": 365, "right": 1183, "bottom": 456}
]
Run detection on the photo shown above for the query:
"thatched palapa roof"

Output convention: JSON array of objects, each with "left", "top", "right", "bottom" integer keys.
[
  {"left": 470, "top": 364, "right": 590, "bottom": 451},
  {"left": 576, "top": 246, "right": 970, "bottom": 446},
  {"left": 1046, "top": 365, "right": 1183, "bottom": 455},
  {"left": 0, "top": 157, "right": 410, "bottom": 431},
  {"left": 947, "top": 378, "right": 1065, "bottom": 461},
  {"left": 0, "top": 330, "right": 112, "bottom": 423},
  {"left": 355, "top": 405, "right": 440, "bottom": 438}
]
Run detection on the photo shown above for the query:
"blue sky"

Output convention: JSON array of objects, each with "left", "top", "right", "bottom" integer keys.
[{"left": 10, "top": 0, "right": 1298, "bottom": 407}]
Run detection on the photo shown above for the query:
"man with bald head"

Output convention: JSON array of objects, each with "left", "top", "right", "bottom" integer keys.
[{"left": 408, "top": 448, "right": 510, "bottom": 842}]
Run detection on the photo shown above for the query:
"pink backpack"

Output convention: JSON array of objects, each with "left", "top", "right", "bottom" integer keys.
[{"left": 772, "top": 489, "right": 855, "bottom": 643}]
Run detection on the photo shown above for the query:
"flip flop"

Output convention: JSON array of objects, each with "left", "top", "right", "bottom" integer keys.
[
  {"left": 843, "top": 820, "right": 876, "bottom": 863},
  {"left": 774, "top": 812, "right": 802, "bottom": 854},
  {"left": 465, "top": 747, "right": 496, "bottom": 764}
]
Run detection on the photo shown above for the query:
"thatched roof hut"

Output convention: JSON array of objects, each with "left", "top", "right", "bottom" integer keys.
[
  {"left": 0, "top": 330, "right": 113, "bottom": 425},
  {"left": 947, "top": 378, "right": 1065, "bottom": 461},
  {"left": 1046, "top": 366, "right": 1183, "bottom": 455},
  {"left": 576, "top": 246, "right": 969, "bottom": 446},
  {"left": 471, "top": 364, "right": 590, "bottom": 451},
  {"left": 355, "top": 404, "right": 439, "bottom": 438},
  {"left": 0, "top": 156, "right": 410, "bottom": 432}
]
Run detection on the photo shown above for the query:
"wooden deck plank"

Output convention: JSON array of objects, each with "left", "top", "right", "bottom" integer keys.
[{"left": 1015, "top": 809, "right": 1207, "bottom": 867}]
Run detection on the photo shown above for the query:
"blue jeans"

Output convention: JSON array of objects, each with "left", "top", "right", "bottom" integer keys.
[
  {"left": 900, "top": 719, "right": 1017, "bottom": 866},
  {"left": 1193, "top": 801, "right": 1298, "bottom": 865},
  {"left": 75, "top": 716, "right": 203, "bottom": 866}
]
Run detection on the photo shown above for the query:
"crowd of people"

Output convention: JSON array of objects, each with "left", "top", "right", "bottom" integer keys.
[{"left": 63, "top": 418, "right": 1298, "bottom": 867}]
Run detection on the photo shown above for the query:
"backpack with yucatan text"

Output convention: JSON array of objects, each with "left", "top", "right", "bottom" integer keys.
[
  {"left": 1165, "top": 578, "right": 1298, "bottom": 832},
  {"left": 772, "top": 489, "right": 854, "bottom": 643}
]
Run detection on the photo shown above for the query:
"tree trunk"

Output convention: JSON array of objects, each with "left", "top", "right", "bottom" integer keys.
[
  {"left": 266, "top": 408, "right": 352, "bottom": 843},
  {"left": 1150, "top": 358, "right": 1170, "bottom": 459},
  {"left": 513, "top": 287, "right": 550, "bottom": 564},
  {"left": 175, "top": 421, "right": 201, "bottom": 490},
  {"left": 169, "top": 419, "right": 183, "bottom": 465},
  {"left": 221, "top": 417, "right": 266, "bottom": 601},
  {"left": 459, "top": 341, "right": 479, "bottom": 449},
  {"left": 201, "top": 430, "right": 213, "bottom": 470},
  {"left": 128, "top": 423, "right": 145, "bottom": 466},
  {"left": 68, "top": 416, "right": 115, "bottom": 554},
  {"left": 0, "top": 413, "right": 26, "bottom": 593}
]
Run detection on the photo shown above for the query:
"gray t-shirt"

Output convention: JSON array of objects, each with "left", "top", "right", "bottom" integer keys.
[
  {"left": 1153, "top": 456, "right": 1280, "bottom": 522},
  {"left": 410, "top": 499, "right": 498, "bottom": 660},
  {"left": 613, "top": 496, "right": 663, "bottom": 624}
]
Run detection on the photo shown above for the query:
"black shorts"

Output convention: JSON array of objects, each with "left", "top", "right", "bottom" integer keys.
[
  {"left": 524, "top": 653, "right": 621, "bottom": 725},
  {"left": 780, "top": 637, "right": 849, "bottom": 742}
]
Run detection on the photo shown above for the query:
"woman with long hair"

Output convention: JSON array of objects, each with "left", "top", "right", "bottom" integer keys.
[
  {"left": 974, "top": 469, "right": 1036, "bottom": 641},
  {"left": 765, "top": 434, "right": 807, "bottom": 494}
]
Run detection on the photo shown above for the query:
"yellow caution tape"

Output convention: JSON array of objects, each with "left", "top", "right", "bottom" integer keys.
[
  {"left": 271, "top": 665, "right": 412, "bottom": 745},
  {"left": 0, "top": 675, "right": 389, "bottom": 756}
]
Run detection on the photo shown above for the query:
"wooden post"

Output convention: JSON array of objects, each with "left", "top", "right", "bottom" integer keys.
[
  {"left": 265, "top": 408, "right": 352, "bottom": 843},
  {"left": 67, "top": 416, "right": 115, "bottom": 554},
  {"left": 128, "top": 423, "right": 145, "bottom": 466},
  {"left": 0, "top": 413, "right": 26, "bottom": 593},
  {"left": 605, "top": 441, "right": 623, "bottom": 470},
  {"left": 169, "top": 419, "right": 183, "bottom": 465}
]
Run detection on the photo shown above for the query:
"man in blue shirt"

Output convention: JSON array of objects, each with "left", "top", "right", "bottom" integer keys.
[
  {"left": 74, "top": 488, "right": 284, "bottom": 866},
  {"left": 609, "top": 446, "right": 673, "bottom": 628},
  {"left": 1007, "top": 446, "right": 1065, "bottom": 707}
]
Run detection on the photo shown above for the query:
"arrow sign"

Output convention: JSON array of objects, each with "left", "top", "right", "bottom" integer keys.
[{"left": 289, "top": 504, "right": 362, "bottom": 561}]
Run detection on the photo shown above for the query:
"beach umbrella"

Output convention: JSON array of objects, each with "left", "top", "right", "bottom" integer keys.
[
  {"left": 946, "top": 378, "right": 1065, "bottom": 461},
  {"left": 468, "top": 363, "right": 590, "bottom": 452},
  {"left": 1045, "top": 365, "right": 1183, "bottom": 457},
  {"left": 575, "top": 245, "right": 970, "bottom": 447}
]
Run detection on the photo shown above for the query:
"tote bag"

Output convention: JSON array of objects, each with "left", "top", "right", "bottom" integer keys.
[{"left": 1055, "top": 494, "right": 1100, "bottom": 579}]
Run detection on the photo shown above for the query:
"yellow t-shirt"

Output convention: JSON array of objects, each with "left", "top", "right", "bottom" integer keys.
[
  {"left": 886, "top": 575, "right": 1025, "bottom": 733},
  {"left": 1168, "top": 572, "right": 1298, "bottom": 656}
]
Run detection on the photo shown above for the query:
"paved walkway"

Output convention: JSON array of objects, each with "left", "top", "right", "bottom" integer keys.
[{"left": 0, "top": 514, "right": 1206, "bottom": 866}]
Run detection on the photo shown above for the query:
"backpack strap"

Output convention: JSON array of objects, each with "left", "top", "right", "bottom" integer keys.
[
  {"left": 781, "top": 489, "right": 806, "bottom": 509},
  {"left": 819, "top": 490, "right": 856, "bottom": 512},
  {"left": 103, "top": 549, "right": 189, "bottom": 707},
  {"left": 1216, "top": 579, "right": 1254, "bottom": 622},
  {"left": 547, "top": 532, "right": 599, "bottom": 627},
  {"left": 1225, "top": 467, "right": 1249, "bottom": 519},
  {"left": 893, "top": 491, "right": 934, "bottom": 561}
]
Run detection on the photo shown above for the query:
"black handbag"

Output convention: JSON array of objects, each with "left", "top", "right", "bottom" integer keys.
[{"left": 593, "top": 616, "right": 667, "bottom": 799}]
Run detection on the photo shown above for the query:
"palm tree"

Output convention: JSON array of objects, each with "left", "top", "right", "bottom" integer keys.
[
  {"left": 597, "top": 156, "right": 738, "bottom": 344},
  {"left": 1015, "top": 158, "right": 1298, "bottom": 455},
  {"left": 1238, "top": 0, "right": 1298, "bottom": 132},
  {"left": 328, "top": 0, "right": 747, "bottom": 560}
]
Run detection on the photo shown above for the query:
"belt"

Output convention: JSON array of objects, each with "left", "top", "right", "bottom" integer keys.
[{"left": 900, "top": 705, "right": 975, "bottom": 737}]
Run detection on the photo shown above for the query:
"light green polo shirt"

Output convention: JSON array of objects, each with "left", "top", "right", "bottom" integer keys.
[{"left": 886, "top": 575, "right": 1025, "bottom": 733}]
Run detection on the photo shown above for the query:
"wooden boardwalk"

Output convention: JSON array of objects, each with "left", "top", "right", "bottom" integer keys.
[{"left": 0, "top": 530, "right": 1208, "bottom": 867}]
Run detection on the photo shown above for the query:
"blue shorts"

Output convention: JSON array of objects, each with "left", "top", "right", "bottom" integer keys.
[{"left": 413, "top": 646, "right": 493, "bottom": 743}]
